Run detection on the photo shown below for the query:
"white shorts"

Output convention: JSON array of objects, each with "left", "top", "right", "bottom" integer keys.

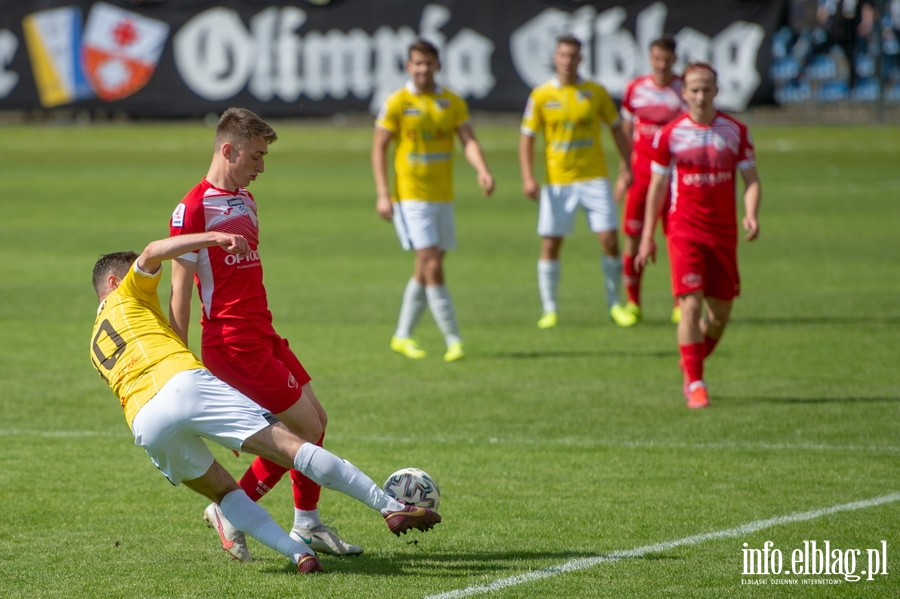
[
  {"left": 130, "top": 369, "right": 277, "bottom": 485},
  {"left": 537, "top": 177, "right": 618, "bottom": 237},
  {"left": 392, "top": 200, "right": 457, "bottom": 251}
]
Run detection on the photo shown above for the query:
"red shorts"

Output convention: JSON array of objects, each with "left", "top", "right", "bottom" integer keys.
[
  {"left": 667, "top": 236, "right": 740, "bottom": 301},
  {"left": 202, "top": 335, "right": 312, "bottom": 414},
  {"left": 623, "top": 171, "right": 670, "bottom": 237}
]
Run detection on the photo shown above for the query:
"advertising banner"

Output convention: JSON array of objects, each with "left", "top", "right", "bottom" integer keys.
[{"left": 0, "top": 0, "right": 786, "bottom": 116}]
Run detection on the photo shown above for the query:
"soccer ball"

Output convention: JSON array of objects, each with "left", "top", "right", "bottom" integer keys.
[{"left": 383, "top": 468, "right": 441, "bottom": 511}]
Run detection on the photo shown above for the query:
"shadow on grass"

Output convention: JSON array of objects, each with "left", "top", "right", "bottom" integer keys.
[
  {"left": 486, "top": 350, "right": 677, "bottom": 360},
  {"left": 732, "top": 316, "right": 900, "bottom": 326},
  {"left": 721, "top": 395, "right": 900, "bottom": 405},
  {"left": 265, "top": 548, "right": 675, "bottom": 577}
]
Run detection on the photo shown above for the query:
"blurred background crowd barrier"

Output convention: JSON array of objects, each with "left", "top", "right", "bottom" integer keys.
[{"left": 0, "top": 0, "right": 897, "bottom": 119}]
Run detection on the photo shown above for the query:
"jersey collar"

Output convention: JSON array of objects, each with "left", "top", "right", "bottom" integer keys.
[
  {"left": 552, "top": 75, "right": 583, "bottom": 88},
  {"left": 405, "top": 79, "right": 443, "bottom": 95}
]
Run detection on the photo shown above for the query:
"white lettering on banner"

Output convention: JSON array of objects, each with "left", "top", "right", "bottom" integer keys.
[
  {"left": 173, "top": 3, "right": 494, "bottom": 111},
  {"left": 173, "top": 8, "right": 255, "bottom": 101},
  {"left": 509, "top": 1, "right": 765, "bottom": 111},
  {"left": 0, "top": 29, "right": 19, "bottom": 98}
]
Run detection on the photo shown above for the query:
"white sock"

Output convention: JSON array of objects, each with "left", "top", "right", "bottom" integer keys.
[
  {"left": 395, "top": 278, "right": 427, "bottom": 338},
  {"left": 293, "top": 508, "right": 320, "bottom": 531},
  {"left": 425, "top": 284, "right": 462, "bottom": 347},
  {"left": 219, "top": 490, "right": 313, "bottom": 564},
  {"left": 293, "top": 443, "right": 405, "bottom": 515},
  {"left": 601, "top": 255, "right": 623, "bottom": 308},
  {"left": 537, "top": 259, "right": 560, "bottom": 313}
]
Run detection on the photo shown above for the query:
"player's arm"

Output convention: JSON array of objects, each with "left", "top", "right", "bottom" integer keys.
[
  {"left": 141, "top": 232, "right": 249, "bottom": 275},
  {"left": 740, "top": 166, "right": 761, "bottom": 241},
  {"left": 458, "top": 123, "right": 494, "bottom": 197},
  {"left": 635, "top": 170, "right": 669, "bottom": 271},
  {"left": 169, "top": 258, "right": 195, "bottom": 345},
  {"left": 518, "top": 133, "right": 539, "bottom": 200},
  {"left": 614, "top": 117, "right": 634, "bottom": 203},
  {"left": 372, "top": 125, "right": 394, "bottom": 221},
  {"left": 610, "top": 121, "right": 633, "bottom": 199}
]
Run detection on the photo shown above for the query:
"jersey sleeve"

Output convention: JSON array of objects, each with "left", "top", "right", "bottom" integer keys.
[
  {"left": 597, "top": 86, "right": 621, "bottom": 127},
  {"left": 650, "top": 128, "right": 673, "bottom": 174},
  {"left": 117, "top": 262, "right": 162, "bottom": 304},
  {"left": 520, "top": 91, "right": 541, "bottom": 137},
  {"left": 375, "top": 92, "right": 401, "bottom": 134},
  {"left": 737, "top": 126, "right": 756, "bottom": 171},
  {"left": 452, "top": 94, "right": 471, "bottom": 129},
  {"left": 169, "top": 195, "right": 206, "bottom": 260}
]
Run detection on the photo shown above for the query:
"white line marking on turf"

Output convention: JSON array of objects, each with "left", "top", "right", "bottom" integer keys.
[{"left": 421, "top": 492, "right": 900, "bottom": 599}]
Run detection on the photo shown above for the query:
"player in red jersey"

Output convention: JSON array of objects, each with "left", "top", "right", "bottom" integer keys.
[
  {"left": 169, "top": 108, "right": 362, "bottom": 559},
  {"left": 635, "top": 63, "right": 761, "bottom": 409},
  {"left": 614, "top": 37, "right": 687, "bottom": 323}
]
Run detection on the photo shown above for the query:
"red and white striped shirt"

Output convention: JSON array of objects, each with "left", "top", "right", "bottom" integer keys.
[
  {"left": 651, "top": 112, "right": 756, "bottom": 247},
  {"left": 621, "top": 74, "right": 686, "bottom": 176},
  {"left": 169, "top": 179, "right": 274, "bottom": 347}
]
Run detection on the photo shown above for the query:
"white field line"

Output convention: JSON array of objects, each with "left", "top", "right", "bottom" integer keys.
[
  {"left": 422, "top": 493, "right": 900, "bottom": 599},
  {"left": 3, "top": 430, "right": 898, "bottom": 454}
]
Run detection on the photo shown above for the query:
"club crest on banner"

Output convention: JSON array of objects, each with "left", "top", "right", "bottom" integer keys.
[{"left": 82, "top": 3, "right": 168, "bottom": 101}]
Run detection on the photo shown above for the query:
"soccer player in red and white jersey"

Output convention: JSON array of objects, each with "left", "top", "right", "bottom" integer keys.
[
  {"left": 169, "top": 108, "right": 362, "bottom": 559},
  {"left": 615, "top": 37, "right": 687, "bottom": 323},
  {"left": 635, "top": 63, "right": 761, "bottom": 409}
]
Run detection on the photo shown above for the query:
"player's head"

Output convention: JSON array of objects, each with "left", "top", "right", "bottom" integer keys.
[
  {"left": 649, "top": 37, "right": 677, "bottom": 80},
  {"left": 553, "top": 35, "right": 582, "bottom": 82},
  {"left": 92, "top": 251, "right": 138, "bottom": 299},
  {"left": 215, "top": 107, "right": 277, "bottom": 152},
  {"left": 406, "top": 39, "right": 440, "bottom": 91},
  {"left": 681, "top": 62, "right": 718, "bottom": 119},
  {"left": 214, "top": 108, "right": 277, "bottom": 188}
]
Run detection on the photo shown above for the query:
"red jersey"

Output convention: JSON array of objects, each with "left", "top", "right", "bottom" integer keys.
[
  {"left": 621, "top": 75, "right": 686, "bottom": 176},
  {"left": 169, "top": 179, "right": 275, "bottom": 347},
  {"left": 651, "top": 112, "right": 755, "bottom": 247}
]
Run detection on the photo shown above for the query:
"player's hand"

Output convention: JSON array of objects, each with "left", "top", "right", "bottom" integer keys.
[
  {"left": 743, "top": 216, "right": 760, "bottom": 241},
  {"left": 376, "top": 195, "right": 394, "bottom": 221},
  {"left": 522, "top": 178, "right": 539, "bottom": 201},
  {"left": 614, "top": 168, "right": 632, "bottom": 204},
  {"left": 478, "top": 171, "right": 495, "bottom": 197},
  {"left": 635, "top": 238, "right": 656, "bottom": 272},
  {"left": 216, "top": 233, "right": 250, "bottom": 257}
]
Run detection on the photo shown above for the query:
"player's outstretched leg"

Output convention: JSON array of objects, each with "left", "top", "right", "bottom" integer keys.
[{"left": 292, "top": 442, "right": 442, "bottom": 535}]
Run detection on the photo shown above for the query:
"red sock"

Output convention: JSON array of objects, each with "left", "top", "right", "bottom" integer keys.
[
  {"left": 622, "top": 254, "right": 641, "bottom": 305},
  {"left": 291, "top": 432, "right": 325, "bottom": 511},
  {"left": 679, "top": 342, "right": 705, "bottom": 384},
  {"left": 704, "top": 335, "right": 720, "bottom": 358},
  {"left": 239, "top": 457, "right": 289, "bottom": 502}
]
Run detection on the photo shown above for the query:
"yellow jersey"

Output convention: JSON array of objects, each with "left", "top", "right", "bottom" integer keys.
[
  {"left": 376, "top": 81, "right": 470, "bottom": 202},
  {"left": 90, "top": 263, "right": 203, "bottom": 427},
  {"left": 520, "top": 78, "right": 620, "bottom": 185}
]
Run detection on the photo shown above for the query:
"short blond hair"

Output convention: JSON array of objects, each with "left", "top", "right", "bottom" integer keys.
[{"left": 215, "top": 107, "right": 277, "bottom": 150}]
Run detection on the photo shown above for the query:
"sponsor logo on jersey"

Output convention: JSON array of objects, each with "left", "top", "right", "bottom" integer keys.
[
  {"left": 171, "top": 203, "right": 186, "bottom": 227},
  {"left": 545, "top": 100, "right": 561, "bottom": 109},
  {"left": 403, "top": 107, "right": 421, "bottom": 116},
  {"left": 227, "top": 198, "right": 245, "bottom": 206},
  {"left": 435, "top": 98, "right": 451, "bottom": 109},
  {"left": 576, "top": 90, "right": 593, "bottom": 102},
  {"left": 224, "top": 249, "right": 260, "bottom": 266}
]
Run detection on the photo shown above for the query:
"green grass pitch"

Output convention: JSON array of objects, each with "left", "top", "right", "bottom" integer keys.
[{"left": 0, "top": 122, "right": 897, "bottom": 598}]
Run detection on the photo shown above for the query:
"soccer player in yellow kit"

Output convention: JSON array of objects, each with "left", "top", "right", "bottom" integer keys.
[
  {"left": 89, "top": 231, "right": 440, "bottom": 572},
  {"left": 519, "top": 35, "right": 637, "bottom": 329},
  {"left": 372, "top": 39, "right": 494, "bottom": 362}
]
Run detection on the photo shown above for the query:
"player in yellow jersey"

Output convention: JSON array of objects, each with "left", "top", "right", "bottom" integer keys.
[
  {"left": 90, "top": 231, "right": 440, "bottom": 573},
  {"left": 519, "top": 35, "right": 637, "bottom": 329},
  {"left": 372, "top": 39, "right": 494, "bottom": 362}
]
